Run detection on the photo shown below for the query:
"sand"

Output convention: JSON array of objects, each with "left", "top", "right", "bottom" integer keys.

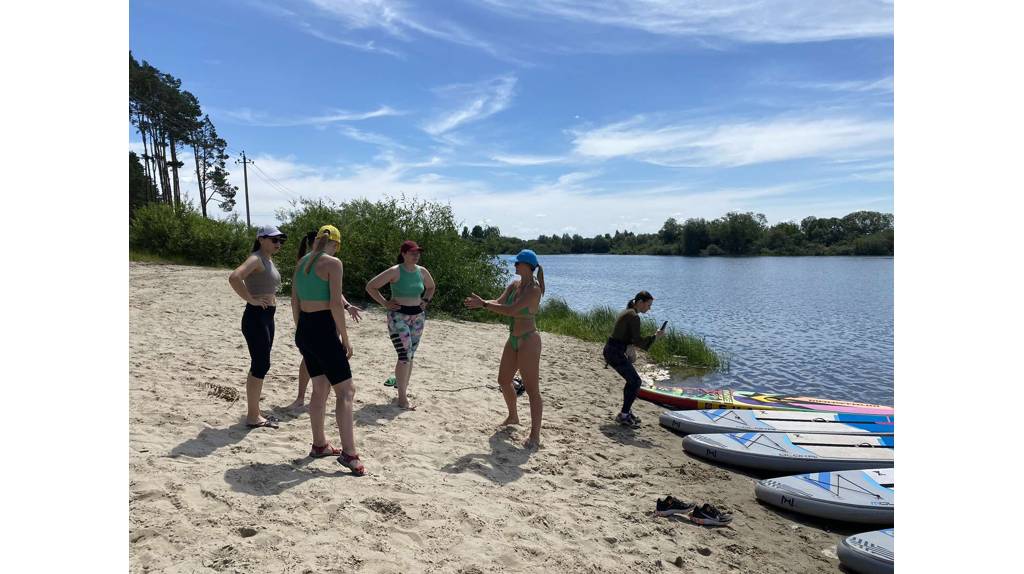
[{"left": 129, "top": 262, "right": 854, "bottom": 573}]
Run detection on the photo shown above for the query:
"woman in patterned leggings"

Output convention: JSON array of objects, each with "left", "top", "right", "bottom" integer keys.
[{"left": 366, "top": 240, "right": 436, "bottom": 410}]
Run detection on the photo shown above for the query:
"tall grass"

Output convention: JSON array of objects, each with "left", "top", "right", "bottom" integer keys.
[{"left": 536, "top": 298, "right": 729, "bottom": 372}]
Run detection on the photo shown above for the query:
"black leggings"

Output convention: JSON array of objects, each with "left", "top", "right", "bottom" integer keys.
[
  {"left": 241, "top": 304, "right": 276, "bottom": 379},
  {"left": 604, "top": 338, "right": 642, "bottom": 413}
]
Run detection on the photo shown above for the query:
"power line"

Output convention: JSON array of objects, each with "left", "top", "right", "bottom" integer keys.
[{"left": 249, "top": 163, "right": 299, "bottom": 202}]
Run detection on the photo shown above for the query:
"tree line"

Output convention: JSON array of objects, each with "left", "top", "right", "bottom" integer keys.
[
  {"left": 462, "top": 210, "right": 894, "bottom": 256},
  {"left": 129, "top": 53, "right": 237, "bottom": 220}
]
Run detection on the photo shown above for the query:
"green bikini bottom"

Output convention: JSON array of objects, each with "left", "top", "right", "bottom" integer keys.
[{"left": 508, "top": 330, "right": 537, "bottom": 352}]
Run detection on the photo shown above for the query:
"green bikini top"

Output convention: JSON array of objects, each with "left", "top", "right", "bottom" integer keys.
[
  {"left": 506, "top": 285, "right": 538, "bottom": 317},
  {"left": 295, "top": 252, "right": 331, "bottom": 301}
]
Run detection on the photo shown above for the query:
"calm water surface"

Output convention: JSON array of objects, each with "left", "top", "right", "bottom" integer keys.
[{"left": 503, "top": 254, "right": 894, "bottom": 406}]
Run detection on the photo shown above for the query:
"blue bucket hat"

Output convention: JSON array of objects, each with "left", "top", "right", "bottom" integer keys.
[{"left": 514, "top": 249, "right": 539, "bottom": 270}]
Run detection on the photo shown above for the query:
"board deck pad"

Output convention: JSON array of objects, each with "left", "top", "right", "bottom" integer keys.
[
  {"left": 660, "top": 409, "right": 894, "bottom": 435},
  {"left": 638, "top": 383, "right": 893, "bottom": 415},
  {"left": 755, "top": 468, "right": 894, "bottom": 524},
  {"left": 682, "top": 432, "right": 895, "bottom": 473},
  {"left": 838, "top": 529, "right": 894, "bottom": 574}
]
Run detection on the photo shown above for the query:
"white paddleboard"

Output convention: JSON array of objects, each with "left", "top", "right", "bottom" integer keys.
[
  {"left": 660, "top": 409, "right": 894, "bottom": 435},
  {"left": 755, "top": 468, "right": 893, "bottom": 524},
  {"left": 682, "top": 432, "right": 894, "bottom": 473},
  {"left": 838, "top": 529, "right": 894, "bottom": 574}
]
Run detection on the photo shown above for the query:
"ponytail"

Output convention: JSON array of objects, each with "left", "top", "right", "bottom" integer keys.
[
  {"left": 537, "top": 264, "right": 545, "bottom": 295},
  {"left": 251, "top": 238, "right": 261, "bottom": 253},
  {"left": 302, "top": 230, "right": 334, "bottom": 274},
  {"left": 297, "top": 231, "right": 317, "bottom": 261},
  {"left": 627, "top": 290, "right": 653, "bottom": 309}
]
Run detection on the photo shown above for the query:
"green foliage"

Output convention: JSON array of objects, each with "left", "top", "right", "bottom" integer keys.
[
  {"left": 535, "top": 298, "right": 727, "bottom": 371},
  {"left": 129, "top": 152, "right": 155, "bottom": 221},
  {"left": 129, "top": 203, "right": 251, "bottom": 267},
  {"left": 272, "top": 197, "right": 507, "bottom": 315},
  {"left": 474, "top": 211, "right": 893, "bottom": 257},
  {"left": 709, "top": 212, "right": 767, "bottom": 255}
]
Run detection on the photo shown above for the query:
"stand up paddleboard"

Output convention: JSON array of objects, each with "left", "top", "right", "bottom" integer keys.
[
  {"left": 755, "top": 468, "right": 893, "bottom": 524},
  {"left": 837, "top": 529, "right": 894, "bottom": 574},
  {"left": 682, "top": 432, "right": 894, "bottom": 473},
  {"left": 660, "top": 409, "right": 894, "bottom": 435},
  {"left": 637, "top": 383, "right": 893, "bottom": 415}
]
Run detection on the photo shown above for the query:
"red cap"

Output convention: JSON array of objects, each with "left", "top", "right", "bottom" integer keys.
[{"left": 400, "top": 240, "right": 423, "bottom": 253}]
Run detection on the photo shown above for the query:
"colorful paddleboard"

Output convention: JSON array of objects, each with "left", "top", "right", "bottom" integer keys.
[
  {"left": 755, "top": 468, "right": 894, "bottom": 524},
  {"left": 660, "top": 409, "right": 894, "bottom": 435},
  {"left": 838, "top": 529, "right": 894, "bottom": 574},
  {"left": 638, "top": 383, "right": 893, "bottom": 415},
  {"left": 682, "top": 432, "right": 894, "bottom": 473}
]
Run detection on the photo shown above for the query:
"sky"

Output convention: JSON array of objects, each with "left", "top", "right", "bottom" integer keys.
[{"left": 129, "top": 0, "right": 893, "bottom": 238}]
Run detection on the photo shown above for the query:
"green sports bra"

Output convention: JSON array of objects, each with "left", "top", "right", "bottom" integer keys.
[
  {"left": 295, "top": 252, "right": 331, "bottom": 301},
  {"left": 391, "top": 265, "right": 424, "bottom": 299}
]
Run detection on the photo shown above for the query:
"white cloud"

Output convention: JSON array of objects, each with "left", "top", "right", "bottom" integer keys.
[
  {"left": 571, "top": 114, "right": 892, "bottom": 167},
  {"left": 490, "top": 153, "right": 567, "bottom": 166},
  {"left": 793, "top": 76, "right": 894, "bottom": 94},
  {"left": 217, "top": 105, "right": 403, "bottom": 128},
  {"left": 256, "top": 0, "right": 509, "bottom": 60},
  {"left": 479, "top": 0, "right": 892, "bottom": 44},
  {"left": 422, "top": 75, "right": 517, "bottom": 136},
  {"left": 337, "top": 125, "right": 406, "bottom": 149}
]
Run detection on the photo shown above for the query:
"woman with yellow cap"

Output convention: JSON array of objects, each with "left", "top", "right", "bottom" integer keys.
[{"left": 291, "top": 224, "right": 365, "bottom": 476}]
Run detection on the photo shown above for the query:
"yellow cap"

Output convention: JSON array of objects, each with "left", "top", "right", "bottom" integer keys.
[{"left": 318, "top": 224, "right": 341, "bottom": 243}]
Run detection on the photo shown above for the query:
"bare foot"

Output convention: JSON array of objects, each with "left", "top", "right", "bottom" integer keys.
[
  {"left": 398, "top": 400, "right": 417, "bottom": 411},
  {"left": 287, "top": 400, "right": 306, "bottom": 413},
  {"left": 523, "top": 437, "right": 541, "bottom": 449},
  {"left": 500, "top": 416, "right": 521, "bottom": 426}
]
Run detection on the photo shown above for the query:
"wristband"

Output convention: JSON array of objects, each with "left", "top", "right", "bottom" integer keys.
[{"left": 344, "top": 303, "right": 351, "bottom": 310}]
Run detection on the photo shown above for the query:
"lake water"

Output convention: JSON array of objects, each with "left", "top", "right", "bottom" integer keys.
[{"left": 501, "top": 254, "right": 894, "bottom": 406}]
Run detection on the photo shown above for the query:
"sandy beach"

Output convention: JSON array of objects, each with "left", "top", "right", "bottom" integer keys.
[{"left": 129, "top": 262, "right": 854, "bottom": 573}]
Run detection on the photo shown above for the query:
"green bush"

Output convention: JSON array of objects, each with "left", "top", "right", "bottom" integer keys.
[
  {"left": 274, "top": 197, "right": 507, "bottom": 315},
  {"left": 129, "top": 203, "right": 250, "bottom": 267}
]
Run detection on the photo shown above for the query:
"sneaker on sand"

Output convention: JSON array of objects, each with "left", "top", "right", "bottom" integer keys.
[
  {"left": 616, "top": 412, "right": 641, "bottom": 428},
  {"left": 655, "top": 495, "right": 695, "bottom": 517},
  {"left": 688, "top": 503, "right": 733, "bottom": 526}
]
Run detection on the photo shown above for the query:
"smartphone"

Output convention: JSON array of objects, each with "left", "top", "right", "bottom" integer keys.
[{"left": 660, "top": 320, "right": 668, "bottom": 331}]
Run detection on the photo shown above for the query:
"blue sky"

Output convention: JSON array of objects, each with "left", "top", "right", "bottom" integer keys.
[{"left": 129, "top": 0, "right": 893, "bottom": 237}]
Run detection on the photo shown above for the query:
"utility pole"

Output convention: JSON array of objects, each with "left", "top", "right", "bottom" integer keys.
[{"left": 236, "top": 151, "right": 254, "bottom": 227}]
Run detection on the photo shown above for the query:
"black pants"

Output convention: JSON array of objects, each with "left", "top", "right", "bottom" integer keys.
[
  {"left": 241, "top": 304, "right": 275, "bottom": 379},
  {"left": 295, "top": 310, "right": 352, "bottom": 385},
  {"left": 604, "top": 338, "right": 642, "bottom": 413}
]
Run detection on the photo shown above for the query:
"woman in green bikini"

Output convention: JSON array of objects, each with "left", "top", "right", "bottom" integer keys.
[{"left": 464, "top": 249, "right": 545, "bottom": 449}]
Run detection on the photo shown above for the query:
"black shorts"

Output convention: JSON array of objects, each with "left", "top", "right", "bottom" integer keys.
[{"left": 294, "top": 310, "right": 352, "bottom": 385}]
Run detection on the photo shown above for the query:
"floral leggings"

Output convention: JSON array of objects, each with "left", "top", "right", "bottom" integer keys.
[{"left": 387, "top": 309, "right": 426, "bottom": 363}]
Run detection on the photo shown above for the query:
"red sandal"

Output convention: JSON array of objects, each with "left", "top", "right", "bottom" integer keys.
[
  {"left": 338, "top": 452, "right": 366, "bottom": 476},
  {"left": 309, "top": 443, "right": 342, "bottom": 458}
]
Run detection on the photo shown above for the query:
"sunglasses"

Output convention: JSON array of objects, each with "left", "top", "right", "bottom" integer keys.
[{"left": 265, "top": 237, "right": 286, "bottom": 245}]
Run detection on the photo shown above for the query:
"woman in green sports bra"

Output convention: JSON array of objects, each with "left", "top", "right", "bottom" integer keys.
[{"left": 464, "top": 249, "right": 545, "bottom": 449}]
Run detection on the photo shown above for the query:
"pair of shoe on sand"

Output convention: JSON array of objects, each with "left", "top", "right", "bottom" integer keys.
[{"left": 654, "top": 496, "right": 733, "bottom": 526}]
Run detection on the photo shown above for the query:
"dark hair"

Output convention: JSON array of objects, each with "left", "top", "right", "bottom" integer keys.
[
  {"left": 251, "top": 238, "right": 261, "bottom": 252},
  {"left": 627, "top": 290, "right": 654, "bottom": 309},
  {"left": 297, "top": 231, "right": 317, "bottom": 261}
]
